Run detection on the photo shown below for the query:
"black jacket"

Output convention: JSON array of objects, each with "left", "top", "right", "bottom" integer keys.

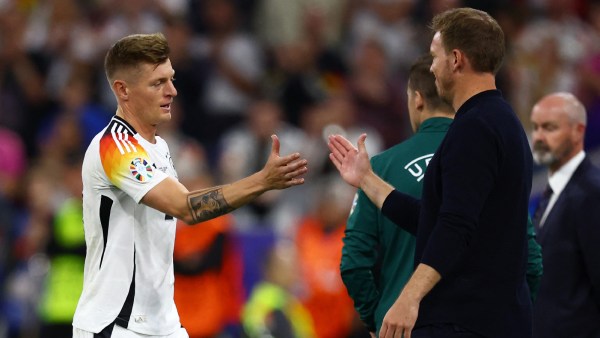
[{"left": 533, "top": 157, "right": 600, "bottom": 338}]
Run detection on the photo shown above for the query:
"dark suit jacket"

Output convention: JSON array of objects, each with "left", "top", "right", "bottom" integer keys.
[{"left": 534, "top": 157, "right": 600, "bottom": 338}]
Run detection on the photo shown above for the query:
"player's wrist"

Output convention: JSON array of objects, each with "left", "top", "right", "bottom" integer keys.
[{"left": 250, "top": 169, "right": 271, "bottom": 194}]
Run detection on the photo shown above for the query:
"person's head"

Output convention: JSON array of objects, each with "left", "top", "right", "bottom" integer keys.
[
  {"left": 105, "top": 33, "right": 177, "bottom": 126},
  {"left": 313, "top": 175, "right": 355, "bottom": 231},
  {"left": 429, "top": 8, "right": 505, "bottom": 102},
  {"left": 352, "top": 37, "right": 388, "bottom": 77},
  {"left": 263, "top": 241, "right": 299, "bottom": 290},
  {"left": 406, "top": 54, "right": 454, "bottom": 132},
  {"left": 530, "top": 92, "right": 587, "bottom": 173},
  {"left": 203, "top": 0, "right": 238, "bottom": 34},
  {"left": 248, "top": 99, "right": 283, "bottom": 139}
]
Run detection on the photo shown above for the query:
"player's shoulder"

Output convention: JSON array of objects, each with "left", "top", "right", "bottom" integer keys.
[
  {"left": 106, "top": 115, "right": 135, "bottom": 133},
  {"left": 99, "top": 116, "right": 142, "bottom": 156},
  {"left": 102, "top": 116, "right": 137, "bottom": 142}
]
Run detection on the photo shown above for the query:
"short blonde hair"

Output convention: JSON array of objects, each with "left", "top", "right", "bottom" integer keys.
[{"left": 104, "top": 33, "right": 170, "bottom": 83}]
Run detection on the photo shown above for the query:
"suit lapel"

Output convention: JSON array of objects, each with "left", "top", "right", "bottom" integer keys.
[{"left": 537, "top": 158, "right": 591, "bottom": 243}]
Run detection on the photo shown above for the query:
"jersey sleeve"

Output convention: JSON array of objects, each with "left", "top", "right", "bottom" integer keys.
[
  {"left": 99, "top": 131, "right": 168, "bottom": 203},
  {"left": 341, "top": 189, "right": 380, "bottom": 331}
]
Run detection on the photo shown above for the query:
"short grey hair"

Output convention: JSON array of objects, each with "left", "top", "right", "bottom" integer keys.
[{"left": 555, "top": 92, "right": 587, "bottom": 126}]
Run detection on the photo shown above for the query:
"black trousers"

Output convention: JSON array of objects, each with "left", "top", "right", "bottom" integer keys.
[{"left": 412, "top": 323, "right": 485, "bottom": 338}]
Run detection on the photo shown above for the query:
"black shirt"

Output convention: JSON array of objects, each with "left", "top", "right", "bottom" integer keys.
[{"left": 382, "top": 90, "right": 533, "bottom": 338}]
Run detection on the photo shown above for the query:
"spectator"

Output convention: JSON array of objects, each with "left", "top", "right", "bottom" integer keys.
[
  {"left": 346, "top": 37, "right": 409, "bottom": 148},
  {"left": 295, "top": 176, "right": 358, "bottom": 338},
  {"left": 195, "top": 0, "right": 265, "bottom": 148},
  {"left": 242, "top": 242, "right": 315, "bottom": 338},
  {"left": 511, "top": 0, "right": 596, "bottom": 130},
  {"left": 37, "top": 156, "right": 85, "bottom": 338},
  {"left": 173, "top": 213, "right": 243, "bottom": 338},
  {"left": 347, "top": 0, "right": 424, "bottom": 74},
  {"left": 217, "top": 99, "right": 310, "bottom": 233}
]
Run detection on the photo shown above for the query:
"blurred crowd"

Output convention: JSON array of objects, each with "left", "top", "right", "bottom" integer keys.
[{"left": 2, "top": 0, "right": 600, "bottom": 337}]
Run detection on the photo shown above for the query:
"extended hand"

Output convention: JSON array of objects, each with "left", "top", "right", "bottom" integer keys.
[
  {"left": 261, "top": 134, "right": 308, "bottom": 190},
  {"left": 328, "top": 133, "right": 372, "bottom": 188}
]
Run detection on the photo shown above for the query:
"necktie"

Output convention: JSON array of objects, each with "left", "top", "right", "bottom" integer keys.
[{"left": 533, "top": 184, "right": 553, "bottom": 229}]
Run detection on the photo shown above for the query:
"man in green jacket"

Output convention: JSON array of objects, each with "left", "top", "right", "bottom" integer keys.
[{"left": 340, "top": 54, "right": 543, "bottom": 336}]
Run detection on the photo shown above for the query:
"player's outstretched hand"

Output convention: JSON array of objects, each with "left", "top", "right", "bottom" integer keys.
[
  {"left": 328, "top": 133, "right": 372, "bottom": 188},
  {"left": 260, "top": 134, "right": 308, "bottom": 190}
]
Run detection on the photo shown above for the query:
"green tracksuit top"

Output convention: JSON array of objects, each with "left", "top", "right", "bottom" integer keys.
[{"left": 340, "top": 117, "right": 543, "bottom": 333}]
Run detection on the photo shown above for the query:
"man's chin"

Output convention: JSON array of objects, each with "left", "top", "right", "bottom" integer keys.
[
  {"left": 159, "top": 113, "right": 172, "bottom": 122},
  {"left": 435, "top": 86, "right": 452, "bottom": 105},
  {"left": 532, "top": 152, "right": 556, "bottom": 166}
]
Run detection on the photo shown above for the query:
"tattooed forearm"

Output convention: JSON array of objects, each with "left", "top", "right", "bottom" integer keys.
[{"left": 187, "top": 187, "right": 235, "bottom": 223}]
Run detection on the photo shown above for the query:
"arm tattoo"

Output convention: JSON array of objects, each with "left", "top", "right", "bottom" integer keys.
[{"left": 187, "top": 187, "right": 235, "bottom": 223}]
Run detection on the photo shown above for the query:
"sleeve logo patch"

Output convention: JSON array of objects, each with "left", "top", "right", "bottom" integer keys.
[
  {"left": 404, "top": 153, "right": 435, "bottom": 182},
  {"left": 130, "top": 157, "right": 154, "bottom": 182}
]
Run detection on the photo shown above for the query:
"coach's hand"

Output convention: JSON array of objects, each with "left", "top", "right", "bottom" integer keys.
[
  {"left": 328, "top": 133, "right": 372, "bottom": 189},
  {"left": 380, "top": 264, "right": 440, "bottom": 338},
  {"left": 379, "top": 291, "right": 419, "bottom": 338}
]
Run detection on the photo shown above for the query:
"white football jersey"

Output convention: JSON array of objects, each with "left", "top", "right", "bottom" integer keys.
[{"left": 73, "top": 116, "right": 181, "bottom": 335}]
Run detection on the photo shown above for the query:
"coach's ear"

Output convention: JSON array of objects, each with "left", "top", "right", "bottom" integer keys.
[
  {"left": 113, "top": 80, "right": 129, "bottom": 101},
  {"left": 452, "top": 48, "right": 467, "bottom": 72}
]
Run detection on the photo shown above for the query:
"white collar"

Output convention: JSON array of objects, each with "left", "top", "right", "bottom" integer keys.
[
  {"left": 539, "top": 151, "right": 586, "bottom": 227},
  {"left": 547, "top": 151, "right": 586, "bottom": 197}
]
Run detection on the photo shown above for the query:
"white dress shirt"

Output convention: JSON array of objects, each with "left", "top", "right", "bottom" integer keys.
[{"left": 540, "top": 151, "right": 586, "bottom": 227}]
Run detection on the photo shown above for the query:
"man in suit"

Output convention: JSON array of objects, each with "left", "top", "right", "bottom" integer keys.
[{"left": 530, "top": 92, "right": 600, "bottom": 338}]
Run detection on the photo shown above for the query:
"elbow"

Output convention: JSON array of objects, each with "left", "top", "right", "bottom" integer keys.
[
  {"left": 178, "top": 215, "right": 198, "bottom": 226},
  {"left": 168, "top": 203, "right": 197, "bottom": 225},
  {"left": 178, "top": 217, "right": 197, "bottom": 225},
  {"left": 164, "top": 199, "right": 194, "bottom": 225}
]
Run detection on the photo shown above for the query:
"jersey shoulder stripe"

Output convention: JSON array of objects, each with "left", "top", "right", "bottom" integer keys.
[
  {"left": 105, "top": 117, "right": 137, "bottom": 155},
  {"left": 99, "top": 117, "right": 152, "bottom": 188}
]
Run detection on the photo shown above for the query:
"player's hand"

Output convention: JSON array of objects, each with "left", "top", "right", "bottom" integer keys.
[
  {"left": 379, "top": 292, "right": 420, "bottom": 338},
  {"left": 328, "top": 133, "right": 372, "bottom": 188},
  {"left": 260, "top": 134, "right": 307, "bottom": 190}
]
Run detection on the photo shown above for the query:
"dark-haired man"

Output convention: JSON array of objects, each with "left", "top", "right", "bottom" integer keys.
[{"left": 329, "top": 8, "right": 533, "bottom": 338}]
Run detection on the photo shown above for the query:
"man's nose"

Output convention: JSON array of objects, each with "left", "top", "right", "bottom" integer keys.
[
  {"left": 531, "top": 127, "right": 542, "bottom": 142},
  {"left": 166, "top": 80, "right": 178, "bottom": 97}
]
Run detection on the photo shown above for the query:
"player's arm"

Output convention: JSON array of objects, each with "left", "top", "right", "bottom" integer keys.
[{"left": 142, "top": 135, "right": 307, "bottom": 224}]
